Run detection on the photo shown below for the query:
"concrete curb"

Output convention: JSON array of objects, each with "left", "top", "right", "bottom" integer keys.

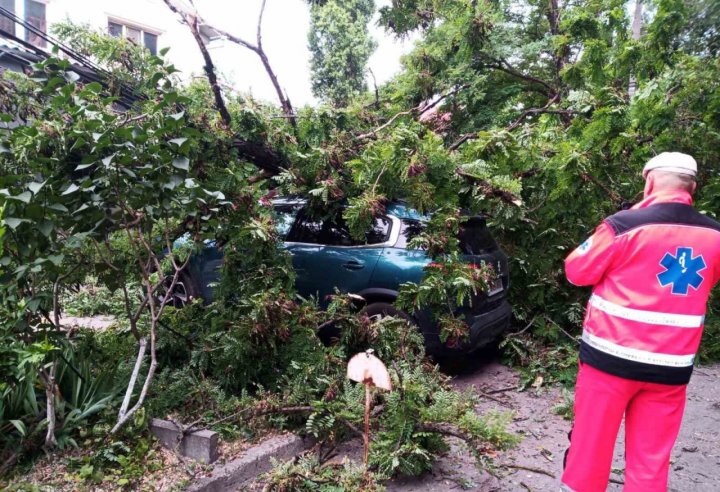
[
  {"left": 150, "top": 418, "right": 218, "bottom": 464},
  {"left": 186, "top": 434, "right": 311, "bottom": 492}
]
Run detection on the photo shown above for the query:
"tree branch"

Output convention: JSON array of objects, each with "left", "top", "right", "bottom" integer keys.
[
  {"left": 456, "top": 169, "right": 522, "bottom": 206},
  {"left": 506, "top": 94, "right": 576, "bottom": 131},
  {"left": 415, "top": 422, "right": 485, "bottom": 449},
  {"left": 357, "top": 84, "right": 468, "bottom": 140},
  {"left": 116, "top": 337, "right": 147, "bottom": 423},
  {"left": 449, "top": 95, "right": 575, "bottom": 150},
  {"left": 485, "top": 57, "right": 557, "bottom": 96},
  {"left": 580, "top": 171, "right": 624, "bottom": 203},
  {"left": 163, "top": 1, "right": 232, "bottom": 126},
  {"left": 170, "top": 0, "right": 296, "bottom": 127}
]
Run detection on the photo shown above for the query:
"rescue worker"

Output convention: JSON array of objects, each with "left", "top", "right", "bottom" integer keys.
[{"left": 560, "top": 152, "right": 720, "bottom": 492}]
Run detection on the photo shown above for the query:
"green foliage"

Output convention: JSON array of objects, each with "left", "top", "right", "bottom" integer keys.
[
  {"left": 65, "top": 420, "right": 163, "bottom": 486},
  {"left": 398, "top": 254, "right": 495, "bottom": 346},
  {"left": 1, "top": 336, "right": 122, "bottom": 470},
  {"left": 307, "top": 0, "right": 378, "bottom": 106},
  {"left": 263, "top": 453, "right": 384, "bottom": 491},
  {"left": 152, "top": 292, "right": 515, "bottom": 481},
  {"left": 552, "top": 388, "right": 575, "bottom": 421},
  {"left": 500, "top": 334, "right": 579, "bottom": 389}
]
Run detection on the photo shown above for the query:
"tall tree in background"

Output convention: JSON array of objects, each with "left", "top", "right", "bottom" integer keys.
[{"left": 307, "top": 0, "right": 377, "bottom": 106}]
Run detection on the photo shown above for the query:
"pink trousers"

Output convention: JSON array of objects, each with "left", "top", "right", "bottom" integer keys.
[{"left": 561, "top": 363, "right": 687, "bottom": 492}]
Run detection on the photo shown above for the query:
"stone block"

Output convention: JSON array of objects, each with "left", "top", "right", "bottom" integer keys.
[
  {"left": 150, "top": 418, "right": 219, "bottom": 464},
  {"left": 187, "top": 434, "right": 309, "bottom": 492}
]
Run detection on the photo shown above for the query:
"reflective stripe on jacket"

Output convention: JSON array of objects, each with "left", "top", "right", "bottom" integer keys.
[{"left": 565, "top": 190, "right": 720, "bottom": 385}]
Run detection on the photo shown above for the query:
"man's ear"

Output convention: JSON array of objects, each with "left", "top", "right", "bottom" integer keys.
[
  {"left": 691, "top": 180, "right": 697, "bottom": 195},
  {"left": 643, "top": 174, "right": 654, "bottom": 198}
]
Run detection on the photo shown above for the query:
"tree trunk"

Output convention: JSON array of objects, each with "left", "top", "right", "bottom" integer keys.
[{"left": 628, "top": 0, "right": 643, "bottom": 98}]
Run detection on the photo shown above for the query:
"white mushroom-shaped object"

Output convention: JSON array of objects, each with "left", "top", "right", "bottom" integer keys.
[
  {"left": 347, "top": 349, "right": 392, "bottom": 468},
  {"left": 347, "top": 350, "right": 392, "bottom": 391}
]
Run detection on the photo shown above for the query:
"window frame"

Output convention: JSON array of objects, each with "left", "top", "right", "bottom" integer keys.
[
  {"left": 107, "top": 17, "right": 161, "bottom": 55},
  {"left": 23, "top": 0, "right": 46, "bottom": 47},
  {"left": 0, "top": 0, "right": 16, "bottom": 37}
]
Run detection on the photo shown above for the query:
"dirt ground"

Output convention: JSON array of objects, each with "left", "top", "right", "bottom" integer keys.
[{"left": 388, "top": 357, "right": 720, "bottom": 492}]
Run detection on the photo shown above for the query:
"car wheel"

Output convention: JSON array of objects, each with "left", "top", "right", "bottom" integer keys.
[
  {"left": 158, "top": 271, "right": 199, "bottom": 309},
  {"left": 317, "top": 301, "right": 417, "bottom": 346}
]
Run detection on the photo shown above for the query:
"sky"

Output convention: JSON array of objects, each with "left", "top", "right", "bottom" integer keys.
[{"left": 189, "top": 0, "right": 418, "bottom": 106}]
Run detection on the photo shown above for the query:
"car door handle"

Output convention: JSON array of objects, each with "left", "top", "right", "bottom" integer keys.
[{"left": 342, "top": 260, "right": 365, "bottom": 270}]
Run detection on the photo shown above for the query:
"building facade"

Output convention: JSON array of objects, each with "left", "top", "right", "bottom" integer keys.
[{"left": 0, "top": 0, "right": 204, "bottom": 79}]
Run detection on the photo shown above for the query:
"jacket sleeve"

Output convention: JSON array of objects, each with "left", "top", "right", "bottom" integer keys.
[{"left": 565, "top": 221, "right": 618, "bottom": 287}]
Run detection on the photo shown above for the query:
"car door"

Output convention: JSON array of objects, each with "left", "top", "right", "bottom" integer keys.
[{"left": 284, "top": 211, "right": 393, "bottom": 306}]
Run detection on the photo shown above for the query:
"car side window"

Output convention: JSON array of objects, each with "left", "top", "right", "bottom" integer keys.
[
  {"left": 287, "top": 212, "right": 392, "bottom": 246},
  {"left": 273, "top": 204, "right": 303, "bottom": 239},
  {"left": 366, "top": 217, "right": 392, "bottom": 244},
  {"left": 394, "top": 219, "right": 426, "bottom": 249}
]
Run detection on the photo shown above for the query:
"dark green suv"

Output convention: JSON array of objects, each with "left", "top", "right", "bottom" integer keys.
[{"left": 180, "top": 199, "right": 511, "bottom": 355}]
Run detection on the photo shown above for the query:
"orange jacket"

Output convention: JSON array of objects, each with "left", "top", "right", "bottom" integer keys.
[{"left": 565, "top": 190, "right": 720, "bottom": 384}]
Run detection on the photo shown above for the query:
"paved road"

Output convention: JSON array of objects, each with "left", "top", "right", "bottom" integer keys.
[{"left": 389, "top": 359, "right": 720, "bottom": 492}]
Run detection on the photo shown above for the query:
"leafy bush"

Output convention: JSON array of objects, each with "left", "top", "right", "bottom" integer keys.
[{"left": 0, "top": 337, "right": 122, "bottom": 474}]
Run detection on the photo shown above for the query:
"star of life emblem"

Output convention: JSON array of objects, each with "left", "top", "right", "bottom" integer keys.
[
  {"left": 576, "top": 237, "right": 593, "bottom": 255},
  {"left": 657, "top": 247, "right": 706, "bottom": 295}
]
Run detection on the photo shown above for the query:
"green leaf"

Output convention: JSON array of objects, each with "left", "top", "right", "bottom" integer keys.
[
  {"left": 26, "top": 297, "right": 41, "bottom": 311},
  {"left": 62, "top": 183, "right": 80, "bottom": 195},
  {"left": 37, "top": 220, "right": 53, "bottom": 237},
  {"left": 28, "top": 181, "right": 46, "bottom": 194},
  {"left": 47, "top": 203, "right": 69, "bottom": 212},
  {"left": 121, "top": 168, "right": 137, "bottom": 178},
  {"left": 47, "top": 254, "right": 64, "bottom": 266},
  {"left": 163, "top": 175, "right": 183, "bottom": 190},
  {"left": 168, "top": 137, "right": 188, "bottom": 146},
  {"left": 73, "top": 203, "right": 90, "bottom": 214},
  {"left": 3, "top": 218, "right": 28, "bottom": 229},
  {"left": 74, "top": 163, "right": 95, "bottom": 171},
  {"left": 70, "top": 137, "right": 87, "bottom": 151},
  {"left": 169, "top": 111, "right": 185, "bottom": 121},
  {"left": 172, "top": 156, "right": 190, "bottom": 171},
  {"left": 10, "top": 191, "right": 32, "bottom": 204},
  {"left": 203, "top": 189, "right": 226, "bottom": 200},
  {"left": 102, "top": 155, "right": 114, "bottom": 166},
  {"left": 10, "top": 420, "right": 27, "bottom": 437},
  {"left": 84, "top": 82, "right": 103, "bottom": 94}
]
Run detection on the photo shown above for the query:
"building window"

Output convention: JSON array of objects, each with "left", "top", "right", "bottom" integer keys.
[
  {"left": 0, "top": 0, "right": 15, "bottom": 37},
  {"left": 107, "top": 19, "right": 159, "bottom": 55},
  {"left": 24, "top": 0, "right": 45, "bottom": 47}
]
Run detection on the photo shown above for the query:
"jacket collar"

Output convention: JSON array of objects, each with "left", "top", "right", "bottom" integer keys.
[{"left": 632, "top": 189, "right": 693, "bottom": 210}]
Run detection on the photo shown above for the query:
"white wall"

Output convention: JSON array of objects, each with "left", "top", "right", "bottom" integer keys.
[{"left": 44, "top": 0, "right": 204, "bottom": 80}]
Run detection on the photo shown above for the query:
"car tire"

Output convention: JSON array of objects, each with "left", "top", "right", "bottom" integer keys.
[
  {"left": 159, "top": 271, "right": 200, "bottom": 309},
  {"left": 317, "top": 301, "right": 416, "bottom": 346}
]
